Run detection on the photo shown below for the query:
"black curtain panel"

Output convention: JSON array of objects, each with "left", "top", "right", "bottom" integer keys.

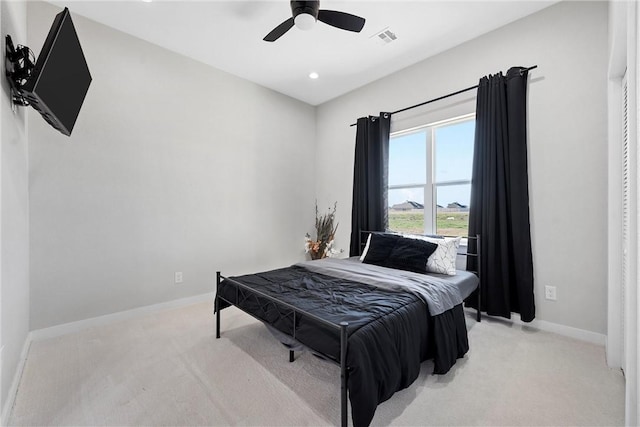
[
  {"left": 466, "top": 67, "right": 535, "bottom": 322},
  {"left": 349, "top": 113, "right": 391, "bottom": 256}
]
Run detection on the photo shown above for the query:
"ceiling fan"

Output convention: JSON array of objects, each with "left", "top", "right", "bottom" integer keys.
[{"left": 264, "top": 1, "right": 366, "bottom": 42}]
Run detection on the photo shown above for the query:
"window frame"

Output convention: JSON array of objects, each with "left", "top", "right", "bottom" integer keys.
[{"left": 388, "top": 112, "right": 475, "bottom": 235}]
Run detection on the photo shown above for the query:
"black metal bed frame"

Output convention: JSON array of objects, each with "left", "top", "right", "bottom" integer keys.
[
  {"left": 467, "top": 235, "right": 482, "bottom": 322},
  {"left": 215, "top": 232, "right": 481, "bottom": 427},
  {"left": 215, "top": 272, "right": 351, "bottom": 426}
]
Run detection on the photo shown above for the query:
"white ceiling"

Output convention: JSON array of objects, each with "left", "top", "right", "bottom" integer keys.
[{"left": 51, "top": 1, "right": 557, "bottom": 106}]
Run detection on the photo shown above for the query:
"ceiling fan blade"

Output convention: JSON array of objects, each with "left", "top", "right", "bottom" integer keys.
[
  {"left": 317, "top": 10, "right": 365, "bottom": 33},
  {"left": 263, "top": 17, "right": 295, "bottom": 42}
]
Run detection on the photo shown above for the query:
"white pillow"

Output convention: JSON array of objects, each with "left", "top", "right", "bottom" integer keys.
[{"left": 403, "top": 234, "right": 461, "bottom": 275}]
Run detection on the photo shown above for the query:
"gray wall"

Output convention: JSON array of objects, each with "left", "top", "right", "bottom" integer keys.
[
  {"left": 28, "top": 2, "right": 316, "bottom": 330},
  {"left": 22, "top": 1, "right": 612, "bottom": 334},
  {"left": 315, "top": 1, "right": 609, "bottom": 334},
  {"left": 0, "top": 0, "right": 29, "bottom": 416}
]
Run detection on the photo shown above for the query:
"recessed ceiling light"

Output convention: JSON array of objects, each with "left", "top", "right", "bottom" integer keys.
[
  {"left": 142, "top": 0, "right": 153, "bottom": 3},
  {"left": 309, "top": 72, "right": 319, "bottom": 79}
]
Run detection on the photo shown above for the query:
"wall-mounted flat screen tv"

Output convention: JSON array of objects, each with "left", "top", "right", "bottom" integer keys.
[{"left": 20, "top": 7, "right": 92, "bottom": 136}]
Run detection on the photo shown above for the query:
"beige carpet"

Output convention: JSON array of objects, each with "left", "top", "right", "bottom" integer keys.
[{"left": 8, "top": 302, "right": 624, "bottom": 426}]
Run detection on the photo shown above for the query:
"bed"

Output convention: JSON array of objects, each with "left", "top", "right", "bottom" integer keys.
[{"left": 215, "top": 232, "right": 480, "bottom": 427}]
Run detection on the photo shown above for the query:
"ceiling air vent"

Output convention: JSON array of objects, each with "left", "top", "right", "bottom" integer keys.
[{"left": 371, "top": 28, "right": 397, "bottom": 44}]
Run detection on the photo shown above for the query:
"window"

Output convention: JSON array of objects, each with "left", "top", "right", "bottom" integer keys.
[{"left": 388, "top": 114, "right": 475, "bottom": 236}]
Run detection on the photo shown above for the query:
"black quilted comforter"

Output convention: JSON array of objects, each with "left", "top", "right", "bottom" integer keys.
[{"left": 216, "top": 265, "right": 469, "bottom": 427}]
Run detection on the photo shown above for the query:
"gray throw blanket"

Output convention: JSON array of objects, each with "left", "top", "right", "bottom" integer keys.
[{"left": 295, "top": 257, "right": 475, "bottom": 316}]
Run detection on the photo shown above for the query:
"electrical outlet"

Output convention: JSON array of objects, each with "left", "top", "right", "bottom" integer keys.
[
  {"left": 544, "top": 285, "right": 557, "bottom": 301},
  {"left": 174, "top": 272, "right": 183, "bottom": 284}
]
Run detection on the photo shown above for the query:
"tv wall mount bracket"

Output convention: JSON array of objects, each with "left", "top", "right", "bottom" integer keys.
[{"left": 5, "top": 35, "right": 35, "bottom": 107}]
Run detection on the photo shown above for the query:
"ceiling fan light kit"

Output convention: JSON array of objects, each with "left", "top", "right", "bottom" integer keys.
[
  {"left": 294, "top": 13, "right": 316, "bottom": 31},
  {"left": 264, "top": 0, "right": 366, "bottom": 42}
]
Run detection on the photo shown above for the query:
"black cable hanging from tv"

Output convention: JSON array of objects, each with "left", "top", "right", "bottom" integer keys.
[
  {"left": 349, "top": 65, "right": 538, "bottom": 127},
  {"left": 5, "top": 35, "right": 36, "bottom": 106}
]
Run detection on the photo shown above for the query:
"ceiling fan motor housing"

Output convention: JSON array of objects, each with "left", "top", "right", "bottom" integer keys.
[{"left": 291, "top": 1, "right": 319, "bottom": 19}]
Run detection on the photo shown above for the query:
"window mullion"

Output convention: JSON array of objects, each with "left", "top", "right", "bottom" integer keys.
[{"left": 424, "top": 127, "right": 435, "bottom": 234}]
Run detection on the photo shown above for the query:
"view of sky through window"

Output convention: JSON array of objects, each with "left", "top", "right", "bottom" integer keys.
[
  {"left": 388, "top": 119, "right": 475, "bottom": 208},
  {"left": 388, "top": 132, "right": 427, "bottom": 187},
  {"left": 435, "top": 120, "right": 474, "bottom": 208}
]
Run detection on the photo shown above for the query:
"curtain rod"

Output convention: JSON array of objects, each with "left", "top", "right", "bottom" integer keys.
[{"left": 349, "top": 65, "right": 538, "bottom": 127}]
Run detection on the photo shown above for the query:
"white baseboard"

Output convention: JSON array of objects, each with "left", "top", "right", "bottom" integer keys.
[
  {"left": 30, "top": 293, "right": 214, "bottom": 342},
  {"left": 531, "top": 319, "right": 606, "bottom": 346},
  {"left": 469, "top": 309, "right": 606, "bottom": 346},
  {"left": 1, "top": 335, "right": 32, "bottom": 426},
  {"left": 30, "top": 297, "right": 606, "bottom": 346}
]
